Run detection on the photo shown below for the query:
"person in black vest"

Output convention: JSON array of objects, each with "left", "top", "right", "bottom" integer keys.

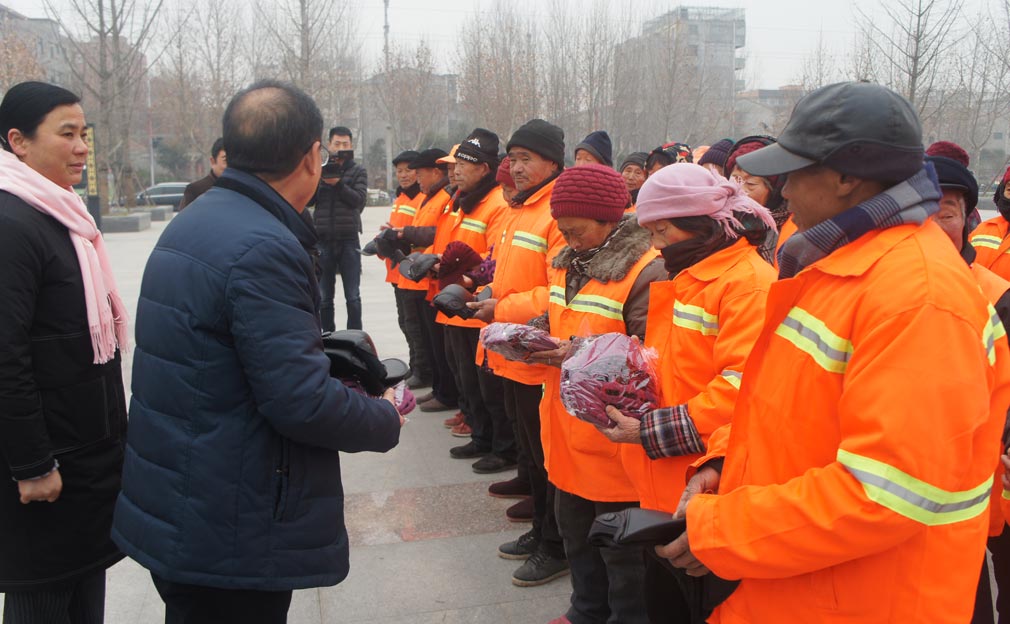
[
  {"left": 0, "top": 81, "right": 129, "bottom": 624},
  {"left": 179, "top": 137, "right": 226, "bottom": 210},
  {"left": 312, "top": 126, "right": 368, "bottom": 331}
]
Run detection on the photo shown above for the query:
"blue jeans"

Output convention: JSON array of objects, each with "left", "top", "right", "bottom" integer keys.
[{"left": 318, "top": 239, "right": 362, "bottom": 331}]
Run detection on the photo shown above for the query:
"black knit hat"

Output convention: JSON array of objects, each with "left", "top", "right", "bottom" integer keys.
[
  {"left": 507, "top": 119, "right": 565, "bottom": 168},
  {"left": 392, "top": 150, "right": 420, "bottom": 166},
  {"left": 698, "top": 138, "right": 734, "bottom": 169},
  {"left": 619, "top": 152, "right": 648, "bottom": 171},
  {"left": 926, "top": 155, "right": 979, "bottom": 211},
  {"left": 574, "top": 130, "right": 613, "bottom": 167},
  {"left": 408, "top": 148, "right": 449, "bottom": 170},
  {"left": 455, "top": 128, "right": 500, "bottom": 166}
]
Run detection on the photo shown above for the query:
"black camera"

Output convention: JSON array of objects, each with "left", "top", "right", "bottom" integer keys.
[{"left": 321, "top": 150, "right": 354, "bottom": 179}]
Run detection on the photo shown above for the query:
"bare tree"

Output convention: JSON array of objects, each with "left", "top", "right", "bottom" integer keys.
[
  {"left": 797, "top": 30, "right": 838, "bottom": 91},
  {"left": 43, "top": 0, "right": 168, "bottom": 208},
  {"left": 370, "top": 40, "right": 445, "bottom": 152},
  {"left": 0, "top": 22, "right": 45, "bottom": 92},
  {"left": 856, "top": 0, "right": 963, "bottom": 118}
]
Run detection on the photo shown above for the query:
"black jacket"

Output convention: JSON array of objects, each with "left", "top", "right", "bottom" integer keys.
[
  {"left": 111, "top": 170, "right": 400, "bottom": 590},
  {"left": 0, "top": 191, "right": 127, "bottom": 590},
  {"left": 312, "top": 160, "right": 368, "bottom": 242}
]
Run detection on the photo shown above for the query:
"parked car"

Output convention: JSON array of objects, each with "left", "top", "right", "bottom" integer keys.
[
  {"left": 367, "top": 188, "right": 391, "bottom": 206},
  {"left": 137, "top": 182, "right": 188, "bottom": 211}
]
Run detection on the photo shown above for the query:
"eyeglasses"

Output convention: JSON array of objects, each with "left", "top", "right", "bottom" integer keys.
[{"left": 319, "top": 146, "right": 330, "bottom": 168}]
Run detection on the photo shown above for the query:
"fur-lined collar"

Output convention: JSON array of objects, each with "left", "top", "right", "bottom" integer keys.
[{"left": 552, "top": 214, "right": 653, "bottom": 283}]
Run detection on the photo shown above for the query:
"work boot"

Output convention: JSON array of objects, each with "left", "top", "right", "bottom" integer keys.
[
  {"left": 488, "top": 475, "right": 532, "bottom": 499},
  {"left": 472, "top": 455, "right": 518, "bottom": 474},
  {"left": 419, "top": 397, "right": 453, "bottom": 412},
  {"left": 449, "top": 440, "right": 489, "bottom": 459},
  {"left": 505, "top": 496, "right": 534, "bottom": 522},
  {"left": 498, "top": 529, "right": 538, "bottom": 560},
  {"left": 512, "top": 549, "right": 569, "bottom": 587}
]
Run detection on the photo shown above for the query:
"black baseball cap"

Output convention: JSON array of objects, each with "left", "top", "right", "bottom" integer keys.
[
  {"left": 738, "top": 82, "right": 924, "bottom": 182},
  {"left": 408, "top": 148, "right": 449, "bottom": 170},
  {"left": 926, "top": 155, "right": 979, "bottom": 211}
]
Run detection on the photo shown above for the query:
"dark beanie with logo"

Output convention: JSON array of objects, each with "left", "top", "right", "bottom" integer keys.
[
  {"left": 507, "top": 119, "right": 565, "bottom": 168},
  {"left": 455, "top": 128, "right": 500, "bottom": 166}
]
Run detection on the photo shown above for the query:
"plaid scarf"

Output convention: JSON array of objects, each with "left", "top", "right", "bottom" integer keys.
[{"left": 777, "top": 165, "right": 941, "bottom": 279}]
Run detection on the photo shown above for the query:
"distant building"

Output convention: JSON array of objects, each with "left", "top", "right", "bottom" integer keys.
[
  {"left": 0, "top": 4, "right": 77, "bottom": 88},
  {"left": 734, "top": 86, "right": 805, "bottom": 136},
  {"left": 611, "top": 6, "right": 746, "bottom": 149}
]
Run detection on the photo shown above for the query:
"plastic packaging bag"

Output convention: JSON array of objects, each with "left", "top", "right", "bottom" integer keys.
[
  {"left": 560, "top": 333, "right": 660, "bottom": 428},
  {"left": 481, "top": 322, "right": 560, "bottom": 361}
]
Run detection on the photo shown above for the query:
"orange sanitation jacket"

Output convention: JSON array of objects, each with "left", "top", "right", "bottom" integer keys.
[
  {"left": 482, "top": 180, "right": 566, "bottom": 385},
  {"left": 383, "top": 190, "right": 425, "bottom": 285},
  {"left": 621, "top": 238, "right": 774, "bottom": 512},
  {"left": 971, "top": 216, "right": 1010, "bottom": 281},
  {"left": 541, "top": 248, "right": 658, "bottom": 502},
  {"left": 687, "top": 222, "right": 1010, "bottom": 623}
]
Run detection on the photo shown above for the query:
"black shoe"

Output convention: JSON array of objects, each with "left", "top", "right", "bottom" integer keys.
[
  {"left": 488, "top": 475, "right": 532, "bottom": 499},
  {"left": 498, "top": 530, "right": 538, "bottom": 560},
  {"left": 511, "top": 549, "right": 570, "bottom": 587},
  {"left": 449, "top": 441, "right": 489, "bottom": 459},
  {"left": 416, "top": 391, "right": 435, "bottom": 404},
  {"left": 406, "top": 375, "right": 430, "bottom": 390},
  {"left": 472, "top": 455, "right": 518, "bottom": 474}
]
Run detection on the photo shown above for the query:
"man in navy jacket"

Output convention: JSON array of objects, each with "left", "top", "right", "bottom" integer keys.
[{"left": 112, "top": 80, "right": 403, "bottom": 624}]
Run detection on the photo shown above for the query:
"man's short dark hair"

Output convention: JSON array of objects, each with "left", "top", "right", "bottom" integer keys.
[
  {"left": 222, "top": 80, "right": 323, "bottom": 177},
  {"left": 329, "top": 126, "right": 353, "bottom": 141},
  {"left": 211, "top": 137, "right": 225, "bottom": 159}
]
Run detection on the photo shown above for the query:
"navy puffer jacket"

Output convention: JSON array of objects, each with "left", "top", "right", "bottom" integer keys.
[{"left": 112, "top": 169, "right": 400, "bottom": 591}]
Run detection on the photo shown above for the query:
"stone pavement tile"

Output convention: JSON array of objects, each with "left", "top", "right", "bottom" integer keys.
[
  {"left": 344, "top": 481, "right": 518, "bottom": 546},
  {"left": 318, "top": 531, "right": 569, "bottom": 623}
]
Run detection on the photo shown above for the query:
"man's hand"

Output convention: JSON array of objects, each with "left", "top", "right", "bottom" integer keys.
[
  {"left": 596, "top": 406, "right": 643, "bottom": 444},
  {"left": 526, "top": 340, "right": 571, "bottom": 368},
  {"left": 381, "top": 387, "right": 406, "bottom": 427},
  {"left": 379, "top": 222, "right": 393, "bottom": 231},
  {"left": 675, "top": 465, "right": 721, "bottom": 519},
  {"left": 18, "top": 469, "right": 62, "bottom": 504},
  {"left": 466, "top": 298, "right": 498, "bottom": 323},
  {"left": 322, "top": 177, "right": 340, "bottom": 186},
  {"left": 1002, "top": 454, "right": 1010, "bottom": 490},
  {"left": 655, "top": 530, "right": 710, "bottom": 577}
]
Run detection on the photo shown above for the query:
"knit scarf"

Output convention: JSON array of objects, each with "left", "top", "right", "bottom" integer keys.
[
  {"left": 0, "top": 150, "right": 129, "bottom": 363},
  {"left": 777, "top": 165, "right": 941, "bottom": 279},
  {"left": 568, "top": 219, "right": 627, "bottom": 280},
  {"left": 453, "top": 172, "right": 499, "bottom": 215}
]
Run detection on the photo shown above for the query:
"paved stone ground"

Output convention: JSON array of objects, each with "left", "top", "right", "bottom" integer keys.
[{"left": 0, "top": 206, "right": 571, "bottom": 623}]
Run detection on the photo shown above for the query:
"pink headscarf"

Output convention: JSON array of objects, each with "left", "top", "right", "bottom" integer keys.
[
  {"left": 636, "top": 162, "right": 776, "bottom": 238},
  {"left": 0, "top": 149, "right": 129, "bottom": 363}
]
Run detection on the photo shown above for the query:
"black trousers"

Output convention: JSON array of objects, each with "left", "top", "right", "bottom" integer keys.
[
  {"left": 503, "top": 379, "right": 563, "bottom": 557},
  {"left": 151, "top": 574, "right": 292, "bottom": 624},
  {"left": 643, "top": 553, "right": 692, "bottom": 624},
  {"left": 555, "top": 489, "right": 648, "bottom": 624},
  {"left": 443, "top": 325, "right": 515, "bottom": 458},
  {"left": 972, "top": 529, "right": 1010, "bottom": 623},
  {"left": 411, "top": 292, "right": 457, "bottom": 407},
  {"left": 2, "top": 570, "right": 105, "bottom": 624},
  {"left": 394, "top": 286, "right": 431, "bottom": 383}
]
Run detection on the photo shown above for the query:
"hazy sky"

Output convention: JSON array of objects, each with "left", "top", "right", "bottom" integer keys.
[{"left": 5, "top": 0, "right": 991, "bottom": 89}]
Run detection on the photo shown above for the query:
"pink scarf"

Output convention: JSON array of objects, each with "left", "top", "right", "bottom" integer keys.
[
  {"left": 0, "top": 150, "right": 129, "bottom": 364},
  {"left": 635, "top": 163, "right": 777, "bottom": 237}
]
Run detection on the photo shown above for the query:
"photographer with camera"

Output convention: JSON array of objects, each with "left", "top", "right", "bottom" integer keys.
[{"left": 312, "top": 126, "right": 368, "bottom": 331}]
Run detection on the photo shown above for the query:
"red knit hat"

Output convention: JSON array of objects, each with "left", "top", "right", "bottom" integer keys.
[
  {"left": 550, "top": 163, "right": 629, "bottom": 222},
  {"left": 1003, "top": 165, "right": 1010, "bottom": 185},
  {"left": 726, "top": 141, "right": 780, "bottom": 188},
  {"left": 926, "top": 141, "right": 970, "bottom": 167},
  {"left": 496, "top": 156, "right": 515, "bottom": 188}
]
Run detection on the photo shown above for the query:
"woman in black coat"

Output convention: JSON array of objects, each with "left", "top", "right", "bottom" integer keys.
[{"left": 0, "top": 82, "right": 128, "bottom": 623}]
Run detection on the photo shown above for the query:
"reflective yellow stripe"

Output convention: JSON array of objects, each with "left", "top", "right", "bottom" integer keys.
[
  {"left": 838, "top": 449, "right": 993, "bottom": 526},
  {"left": 720, "top": 370, "right": 742, "bottom": 389},
  {"left": 984, "top": 305, "right": 1006, "bottom": 366},
  {"left": 775, "top": 307, "right": 852, "bottom": 374},
  {"left": 672, "top": 301, "right": 719, "bottom": 336},
  {"left": 461, "top": 218, "right": 487, "bottom": 234},
  {"left": 1003, "top": 489, "right": 1010, "bottom": 501},
  {"left": 512, "top": 230, "right": 548, "bottom": 253},
  {"left": 971, "top": 235, "right": 1002, "bottom": 250},
  {"left": 398, "top": 205, "right": 417, "bottom": 217},
  {"left": 549, "top": 285, "right": 624, "bottom": 321}
]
